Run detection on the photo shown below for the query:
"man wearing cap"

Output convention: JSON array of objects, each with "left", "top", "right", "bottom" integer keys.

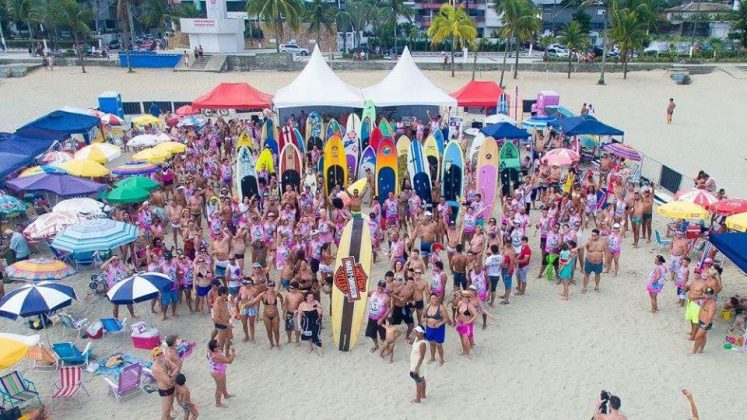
[
  {"left": 669, "top": 230, "right": 689, "bottom": 282},
  {"left": 409, "top": 326, "right": 428, "bottom": 404},
  {"left": 212, "top": 228, "right": 232, "bottom": 285},
  {"left": 366, "top": 280, "right": 392, "bottom": 352},
  {"left": 416, "top": 211, "right": 438, "bottom": 268},
  {"left": 641, "top": 183, "right": 655, "bottom": 243},
  {"left": 187, "top": 191, "right": 203, "bottom": 227},
  {"left": 151, "top": 346, "right": 177, "bottom": 420}
]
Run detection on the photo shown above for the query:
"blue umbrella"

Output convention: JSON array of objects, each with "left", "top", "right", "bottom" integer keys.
[
  {"left": 0, "top": 195, "right": 27, "bottom": 215},
  {"left": 6, "top": 173, "right": 106, "bottom": 197},
  {"left": 106, "top": 272, "right": 173, "bottom": 304},
  {"left": 481, "top": 123, "right": 530, "bottom": 140},
  {"left": 51, "top": 218, "right": 138, "bottom": 253},
  {"left": 0, "top": 281, "right": 77, "bottom": 320}
]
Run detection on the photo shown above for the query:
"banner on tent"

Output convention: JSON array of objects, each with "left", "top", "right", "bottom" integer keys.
[{"left": 448, "top": 116, "right": 463, "bottom": 140}]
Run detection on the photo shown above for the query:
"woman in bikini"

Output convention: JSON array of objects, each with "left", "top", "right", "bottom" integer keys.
[
  {"left": 257, "top": 282, "right": 284, "bottom": 349},
  {"left": 424, "top": 293, "right": 451, "bottom": 366},
  {"left": 207, "top": 339, "right": 235, "bottom": 408},
  {"left": 193, "top": 256, "right": 213, "bottom": 315},
  {"left": 455, "top": 291, "right": 478, "bottom": 359},
  {"left": 237, "top": 279, "right": 258, "bottom": 342}
]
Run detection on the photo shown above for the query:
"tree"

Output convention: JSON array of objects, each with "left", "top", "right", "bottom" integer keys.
[
  {"left": 29, "top": 0, "right": 64, "bottom": 47},
  {"left": 6, "top": 0, "right": 34, "bottom": 43},
  {"left": 571, "top": 8, "right": 591, "bottom": 33},
  {"left": 558, "top": 20, "right": 589, "bottom": 78},
  {"left": 495, "top": 0, "right": 539, "bottom": 85},
  {"left": 116, "top": 0, "right": 137, "bottom": 73},
  {"left": 247, "top": 0, "right": 304, "bottom": 53},
  {"left": 305, "top": 0, "right": 334, "bottom": 49},
  {"left": 383, "top": 0, "right": 413, "bottom": 54},
  {"left": 732, "top": 0, "right": 747, "bottom": 48},
  {"left": 609, "top": 2, "right": 647, "bottom": 79},
  {"left": 139, "top": 0, "right": 187, "bottom": 31},
  {"left": 428, "top": 3, "right": 477, "bottom": 77},
  {"left": 345, "top": 1, "right": 368, "bottom": 49},
  {"left": 57, "top": 0, "right": 92, "bottom": 73},
  {"left": 335, "top": 7, "right": 351, "bottom": 53},
  {"left": 511, "top": 2, "right": 541, "bottom": 79}
]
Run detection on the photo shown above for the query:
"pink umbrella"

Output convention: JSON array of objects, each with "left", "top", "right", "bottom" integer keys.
[
  {"left": 710, "top": 198, "right": 747, "bottom": 216},
  {"left": 175, "top": 105, "right": 198, "bottom": 116},
  {"left": 542, "top": 148, "right": 579, "bottom": 167},
  {"left": 100, "top": 113, "right": 124, "bottom": 126},
  {"left": 41, "top": 151, "right": 73, "bottom": 165},
  {"left": 675, "top": 189, "right": 719, "bottom": 209},
  {"left": 23, "top": 211, "right": 91, "bottom": 240}
]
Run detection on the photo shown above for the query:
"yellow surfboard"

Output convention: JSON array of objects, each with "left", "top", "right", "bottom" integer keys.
[
  {"left": 331, "top": 217, "right": 373, "bottom": 351},
  {"left": 395, "top": 135, "right": 410, "bottom": 195},
  {"left": 235, "top": 131, "right": 252, "bottom": 150},
  {"left": 424, "top": 135, "right": 440, "bottom": 183},
  {"left": 324, "top": 135, "right": 348, "bottom": 196},
  {"left": 256, "top": 148, "right": 275, "bottom": 174},
  {"left": 346, "top": 177, "right": 368, "bottom": 196}
]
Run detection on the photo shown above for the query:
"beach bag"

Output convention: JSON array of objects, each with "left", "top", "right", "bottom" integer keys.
[
  {"left": 87, "top": 321, "right": 103, "bottom": 339},
  {"left": 545, "top": 254, "right": 558, "bottom": 281}
]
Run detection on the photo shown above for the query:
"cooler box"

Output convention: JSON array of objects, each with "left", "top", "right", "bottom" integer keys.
[
  {"left": 129, "top": 321, "right": 160, "bottom": 349},
  {"left": 98, "top": 91, "right": 124, "bottom": 119}
]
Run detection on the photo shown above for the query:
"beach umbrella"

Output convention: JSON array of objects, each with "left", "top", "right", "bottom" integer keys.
[
  {"left": 23, "top": 211, "right": 90, "bottom": 240},
  {"left": 675, "top": 189, "right": 719, "bottom": 209},
  {"left": 0, "top": 333, "right": 41, "bottom": 369},
  {"left": 5, "top": 258, "right": 76, "bottom": 282},
  {"left": 129, "top": 133, "right": 170, "bottom": 148},
  {"left": 107, "top": 272, "right": 173, "bottom": 304},
  {"left": 112, "top": 161, "right": 160, "bottom": 176},
  {"left": 177, "top": 116, "right": 207, "bottom": 128},
  {"left": 603, "top": 142, "right": 641, "bottom": 161},
  {"left": 107, "top": 186, "right": 150, "bottom": 204},
  {"left": 132, "top": 115, "right": 162, "bottom": 127},
  {"left": 51, "top": 218, "right": 137, "bottom": 252},
  {"left": 153, "top": 141, "right": 187, "bottom": 154},
  {"left": 175, "top": 105, "right": 198, "bottom": 116},
  {"left": 0, "top": 195, "right": 27, "bottom": 215},
  {"left": 52, "top": 197, "right": 105, "bottom": 217},
  {"left": 132, "top": 147, "right": 169, "bottom": 163},
  {"left": 484, "top": 113, "right": 515, "bottom": 125},
  {"left": 522, "top": 116, "right": 557, "bottom": 129},
  {"left": 725, "top": 212, "right": 747, "bottom": 232},
  {"left": 0, "top": 281, "right": 77, "bottom": 320},
  {"left": 480, "top": 122, "right": 530, "bottom": 140},
  {"left": 542, "top": 148, "right": 579, "bottom": 167},
  {"left": 100, "top": 113, "right": 124, "bottom": 126},
  {"left": 18, "top": 165, "right": 67, "bottom": 178},
  {"left": 58, "top": 159, "right": 110, "bottom": 177},
  {"left": 75, "top": 143, "right": 121, "bottom": 163},
  {"left": 6, "top": 173, "right": 106, "bottom": 198},
  {"left": 712, "top": 199, "right": 747, "bottom": 217},
  {"left": 41, "top": 151, "right": 73, "bottom": 165},
  {"left": 115, "top": 176, "right": 159, "bottom": 191},
  {"left": 656, "top": 201, "right": 709, "bottom": 220}
]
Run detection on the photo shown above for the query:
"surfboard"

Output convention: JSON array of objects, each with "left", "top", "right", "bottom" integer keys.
[
  {"left": 256, "top": 148, "right": 275, "bottom": 174},
  {"left": 408, "top": 139, "right": 432, "bottom": 205},
  {"left": 261, "top": 119, "right": 278, "bottom": 155},
  {"left": 396, "top": 135, "right": 410, "bottom": 194},
  {"left": 344, "top": 131, "right": 360, "bottom": 181},
  {"left": 280, "top": 143, "right": 303, "bottom": 194},
  {"left": 326, "top": 118, "right": 343, "bottom": 142},
  {"left": 424, "top": 135, "right": 440, "bottom": 183},
  {"left": 360, "top": 117, "right": 371, "bottom": 151},
  {"left": 292, "top": 127, "right": 306, "bottom": 154},
  {"left": 442, "top": 141, "right": 464, "bottom": 221},
  {"left": 433, "top": 128, "right": 445, "bottom": 156},
  {"left": 236, "top": 131, "right": 252, "bottom": 150},
  {"left": 346, "top": 113, "right": 362, "bottom": 138},
  {"left": 263, "top": 138, "right": 278, "bottom": 157},
  {"left": 378, "top": 118, "right": 393, "bottom": 138},
  {"left": 469, "top": 132, "right": 485, "bottom": 163},
  {"left": 477, "top": 137, "right": 499, "bottom": 219},
  {"left": 236, "top": 146, "right": 259, "bottom": 201},
  {"left": 306, "top": 112, "right": 323, "bottom": 154},
  {"left": 362, "top": 100, "right": 376, "bottom": 124},
  {"left": 324, "top": 135, "right": 347, "bottom": 196},
  {"left": 375, "top": 138, "right": 397, "bottom": 205},
  {"left": 331, "top": 217, "right": 372, "bottom": 351},
  {"left": 279, "top": 125, "right": 294, "bottom": 153},
  {"left": 358, "top": 145, "right": 376, "bottom": 180},
  {"left": 346, "top": 177, "right": 368, "bottom": 195},
  {"left": 369, "top": 127, "right": 383, "bottom": 153}
]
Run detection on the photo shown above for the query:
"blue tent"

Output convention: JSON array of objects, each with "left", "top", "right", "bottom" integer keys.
[
  {"left": 550, "top": 115, "right": 624, "bottom": 136},
  {"left": 481, "top": 122, "right": 531, "bottom": 140},
  {"left": 709, "top": 233, "right": 747, "bottom": 274},
  {"left": 16, "top": 110, "right": 100, "bottom": 139},
  {"left": 0, "top": 133, "right": 55, "bottom": 179}
]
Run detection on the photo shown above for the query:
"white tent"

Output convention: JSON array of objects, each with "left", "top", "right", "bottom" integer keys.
[
  {"left": 273, "top": 45, "right": 365, "bottom": 109},
  {"left": 362, "top": 47, "right": 457, "bottom": 108}
]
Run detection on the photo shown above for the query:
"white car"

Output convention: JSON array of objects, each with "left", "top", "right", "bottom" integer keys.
[
  {"left": 547, "top": 47, "right": 569, "bottom": 58},
  {"left": 279, "top": 44, "right": 309, "bottom": 55}
]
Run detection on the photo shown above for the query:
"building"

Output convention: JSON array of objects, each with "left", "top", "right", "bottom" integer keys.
[
  {"left": 409, "top": 1, "right": 501, "bottom": 37},
  {"left": 661, "top": 2, "right": 735, "bottom": 39},
  {"left": 534, "top": 0, "right": 607, "bottom": 34}
]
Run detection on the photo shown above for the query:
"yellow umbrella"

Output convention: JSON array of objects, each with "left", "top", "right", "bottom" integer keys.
[
  {"left": 725, "top": 212, "right": 747, "bottom": 232},
  {"left": 75, "top": 143, "right": 121, "bottom": 163},
  {"left": 655, "top": 201, "right": 709, "bottom": 220},
  {"left": 154, "top": 141, "right": 187, "bottom": 154},
  {"left": 132, "top": 147, "right": 169, "bottom": 163},
  {"left": 0, "top": 333, "right": 40, "bottom": 369},
  {"left": 132, "top": 114, "right": 162, "bottom": 127},
  {"left": 59, "top": 159, "right": 110, "bottom": 177}
]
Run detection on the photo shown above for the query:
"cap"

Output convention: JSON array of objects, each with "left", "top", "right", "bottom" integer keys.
[
  {"left": 424, "top": 211, "right": 433, "bottom": 217},
  {"left": 413, "top": 325, "right": 425, "bottom": 334},
  {"left": 612, "top": 223, "right": 621, "bottom": 229},
  {"left": 252, "top": 262, "right": 262, "bottom": 268},
  {"left": 468, "top": 285, "right": 477, "bottom": 291},
  {"left": 377, "top": 280, "right": 387, "bottom": 287},
  {"left": 142, "top": 200, "right": 150, "bottom": 206},
  {"left": 704, "top": 258, "right": 713, "bottom": 264},
  {"left": 151, "top": 347, "right": 164, "bottom": 358}
]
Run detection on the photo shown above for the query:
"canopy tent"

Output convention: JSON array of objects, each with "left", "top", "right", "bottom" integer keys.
[
  {"left": 192, "top": 82, "right": 273, "bottom": 110},
  {"left": 0, "top": 134, "right": 55, "bottom": 179},
  {"left": 273, "top": 45, "right": 365, "bottom": 110},
  {"left": 550, "top": 115, "right": 624, "bottom": 136},
  {"left": 709, "top": 233, "right": 747, "bottom": 274},
  {"left": 363, "top": 47, "right": 457, "bottom": 108},
  {"left": 522, "top": 115, "right": 558, "bottom": 130},
  {"left": 481, "top": 123, "right": 530, "bottom": 140},
  {"left": 450, "top": 80, "right": 504, "bottom": 108},
  {"left": 16, "top": 110, "right": 100, "bottom": 139}
]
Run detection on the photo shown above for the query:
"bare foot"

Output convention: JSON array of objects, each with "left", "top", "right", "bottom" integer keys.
[
  {"left": 439, "top": 360, "right": 445, "bottom": 366},
  {"left": 242, "top": 337, "right": 249, "bottom": 342},
  {"left": 688, "top": 351, "right": 696, "bottom": 356},
  {"left": 410, "top": 399, "right": 421, "bottom": 404},
  {"left": 370, "top": 346, "right": 378, "bottom": 353},
  {"left": 427, "top": 358, "right": 435, "bottom": 365},
  {"left": 216, "top": 403, "right": 227, "bottom": 408},
  {"left": 224, "top": 394, "right": 234, "bottom": 399}
]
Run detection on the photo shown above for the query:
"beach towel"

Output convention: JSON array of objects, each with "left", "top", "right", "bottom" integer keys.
[{"left": 93, "top": 353, "right": 152, "bottom": 379}]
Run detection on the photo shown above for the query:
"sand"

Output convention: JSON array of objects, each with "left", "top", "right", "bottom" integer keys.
[{"left": 0, "top": 66, "right": 746, "bottom": 419}]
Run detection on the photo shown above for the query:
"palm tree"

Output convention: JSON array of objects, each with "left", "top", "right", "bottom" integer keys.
[
  {"left": 608, "top": 3, "right": 646, "bottom": 79},
  {"left": 495, "top": 0, "right": 539, "bottom": 85},
  {"left": 247, "top": 0, "right": 304, "bottom": 53},
  {"left": 558, "top": 20, "right": 588, "bottom": 78},
  {"left": 383, "top": 0, "right": 413, "bottom": 54},
  {"left": 139, "top": 0, "right": 186, "bottom": 32},
  {"left": 335, "top": 7, "right": 351, "bottom": 53},
  {"left": 511, "top": 2, "right": 540, "bottom": 79},
  {"left": 57, "top": 0, "right": 92, "bottom": 73},
  {"left": 732, "top": 0, "right": 747, "bottom": 49},
  {"left": 6, "top": 0, "right": 34, "bottom": 44},
  {"left": 29, "top": 0, "right": 64, "bottom": 48},
  {"left": 428, "top": 4, "right": 477, "bottom": 77},
  {"left": 304, "top": 0, "right": 334, "bottom": 50},
  {"left": 345, "top": 1, "right": 368, "bottom": 49},
  {"left": 539, "top": 34, "right": 554, "bottom": 61},
  {"left": 116, "top": 0, "right": 137, "bottom": 73}
]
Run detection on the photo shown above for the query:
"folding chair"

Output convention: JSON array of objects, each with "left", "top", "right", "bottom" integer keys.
[
  {"left": 26, "top": 343, "right": 59, "bottom": 372},
  {"left": 52, "top": 342, "right": 93, "bottom": 367},
  {"left": 57, "top": 313, "right": 89, "bottom": 339},
  {"left": 101, "top": 318, "right": 128, "bottom": 342},
  {"left": 103, "top": 363, "right": 143, "bottom": 403},
  {"left": 0, "top": 371, "right": 41, "bottom": 409},
  {"left": 51, "top": 366, "right": 88, "bottom": 408}
]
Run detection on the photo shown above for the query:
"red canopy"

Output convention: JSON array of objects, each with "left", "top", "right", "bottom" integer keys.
[
  {"left": 450, "top": 80, "right": 504, "bottom": 107},
  {"left": 192, "top": 82, "right": 272, "bottom": 110},
  {"left": 175, "top": 105, "right": 198, "bottom": 116}
]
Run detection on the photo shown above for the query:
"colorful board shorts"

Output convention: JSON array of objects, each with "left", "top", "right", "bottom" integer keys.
[{"left": 685, "top": 300, "right": 701, "bottom": 323}]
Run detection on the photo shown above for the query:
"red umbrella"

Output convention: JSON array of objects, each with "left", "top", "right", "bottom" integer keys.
[
  {"left": 711, "top": 198, "right": 747, "bottom": 216},
  {"left": 542, "top": 148, "right": 579, "bottom": 167},
  {"left": 675, "top": 189, "right": 719, "bottom": 209},
  {"left": 175, "top": 105, "right": 198, "bottom": 116}
]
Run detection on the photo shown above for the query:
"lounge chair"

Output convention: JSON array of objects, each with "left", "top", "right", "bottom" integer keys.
[
  {"left": 52, "top": 342, "right": 93, "bottom": 367},
  {"left": 101, "top": 318, "right": 128, "bottom": 341},
  {"left": 655, "top": 230, "right": 671, "bottom": 251},
  {"left": 0, "top": 371, "right": 41, "bottom": 409},
  {"left": 51, "top": 366, "right": 88, "bottom": 408},
  {"left": 27, "top": 343, "right": 59, "bottom": 371},
  {"left": 103, "top": 363, "right": 143, "bottom": 403},
  {"left": 57, "top": 313, "right": 89, "bottom": 339}
]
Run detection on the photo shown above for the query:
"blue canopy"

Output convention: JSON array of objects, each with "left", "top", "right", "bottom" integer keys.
[
  {"left": 709, "top": 233, "right": 747, "bottom": 274},
  {"left": 550, "top": 115, "right": 624, "bottom": 136},
  {"left": 16, "top": 110, "right": 100, "bottom": 138},
  {"left": 481, "top": 123, "right": 531, "bottom": 140},
  {"left": 0, "top": 134, "right": 54, "bottom": 179}
]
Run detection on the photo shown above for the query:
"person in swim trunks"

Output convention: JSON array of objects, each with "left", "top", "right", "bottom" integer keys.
[
  {"left": 685, "top": 273, "right": 707, "bottom": 341},
  {"left": 174, "top": 374, "right": 198, "bottom": 420},
  {"left": 582, "top": 229, "right": 607, "bottom": 294},
  {"left": 151, "top": 347, "right": 177, "bottom": 420},
  {"left": 424, "top": 293, "right": 451, "bottom": 366},
  {"left": 691, "top": 288, "right": 717, "bottom": 355}
]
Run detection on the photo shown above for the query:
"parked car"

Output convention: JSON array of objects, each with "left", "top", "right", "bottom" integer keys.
[
  {"left": 279, "top": 44, "right": 309, "bottom": 55},
  {"left": 107, "top": 39, "right": 121, "bottom": 50},
  {"left": 547, "top": 47, "right": 569, "bottom": 58}
]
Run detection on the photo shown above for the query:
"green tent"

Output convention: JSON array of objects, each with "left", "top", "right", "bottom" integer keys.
[
  {"left": 114, "top": 175, "right": 159, "bottom": 191},
  {"left": 107, "top": 186, "right": 150, "bottom": 204}
]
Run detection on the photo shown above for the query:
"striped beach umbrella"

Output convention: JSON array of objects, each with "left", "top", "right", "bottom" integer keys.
[
  {"left": 498, "top": 92, "right": 509, "bottom": 115},
  {"left": 711, "top": 199, "right": 747, "bottom": 217},
  {"left": 0, "top": 333, "right": 41, "bottom": 369},
  {"left": 656, "top": 201, "right": 709, "bottom": 220},
  {"left": 0, "top": 195, "right": 27, "bottom": 215},
  {"left": 115, "top": 176, "right": 159, "bottom": 191},
  {"left": 5, "top": 258, "right": 76, "bottom": 282},
  {"left": 542, "top": 148, "right": 580, "bottom": 167},
  {"left": 75, "top": 143, "right": 121, "bottom": 163},
  {"left": 51, "top": 218, "right": 138, "bottom": 253},
  {"left": 52, "top": 197, "right": 105, "bottom": 217},
  {"left": 18, "top": 165, "right": 67, "bottom": 178},
  {"left": 112, "top": 161, "right": 160, "bottom": 176},
  {"left": 23, "top": 211, "right": 90, "bottom": 240},
  {"left": 100, "top": 113, "right": 124, "bottom": 126},
  {"left": 675, "top": 189, "right": 719, "bottom": 209},
  {"left": 107, "top": 272, "right": 173, "bottom": 304},
  {"left": 41, "top": 151, "right": 74, "bottom": 165},
  {"left": 0, "top": 281, "right": 77, "bottom": 320},
  {"left": 603, "top": 142, "right": 641, "bottom": 161}
]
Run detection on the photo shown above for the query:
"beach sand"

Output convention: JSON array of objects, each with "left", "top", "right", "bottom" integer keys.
[{"left": 0, "top": 67, "right": 745, "bottom": 419}]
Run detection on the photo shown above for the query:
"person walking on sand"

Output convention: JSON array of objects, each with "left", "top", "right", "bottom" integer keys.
[
  {"left": 582, "top": 229, "right": 606, "bottom": 293},
  {"left": 409, "top": 326, "right": 428, "bottom": 404},
  {"left": 690, "top": 287, "right": 717, "bottom": 355},
  {"left": 666, "top": 98, "right": 676, "bottom": 124},
  {"left": 646, "top": 255, "right": 668, "bottom": 313},
  {"left": 151, "top": 347, "right": 177, "bottom": 420},
  {"left": 207, "top": 339, "right": 235, "bottom": 407}
]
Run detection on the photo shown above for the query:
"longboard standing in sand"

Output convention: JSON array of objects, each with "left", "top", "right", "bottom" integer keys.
[
  {"left": 360, "top": 117, "right": 372, "bottom": 151},
  {"left": 279, "top": 143, "right": 303, "bottom": 194},
  {"left": 408, "top": 139, "right": 432, "bottom": 206},
  {"left": 378, "top": 118, "right": 394, "bottom": 138},
  {"left": 369, "top": 127, "right": 383, "bottom": 153},
  {"left": 326, "top": 118, "right": 343, "bottom": 142},
  {"left": 306, "top": 112, "right": 323, "bottom": 155},
  {"left": 477, "top": 137, "right": 499, "bottom": 220},
  {"left": 279, "top": 125, "right": 294, "bottom": 152},
  {"left": 324, "top": 135, "right": 347, "bottom": 196},
  {"left": 344, "top": 130, "right": 360, "bottom": 180},
  {"left": 261, "top": 119, "right": 278, "bottom": 155},
  {"left": 331, "top": 217, "right": 372, "bottom": 351},
  {"left": 236, "top": 146, "right": 259, "bottom": 201},
  {"left": 358, "top": 145, "right": 376, "bottom": 181},
  {"left": 396, "top": 135, "right": 410, "bottom": 194},
  {"left": 362, "top": 100, "right": 376, "bottom": 125},
  {"left": 469, "top": 132, "right": 485, "bottom": 164},
  {"left": 236, "top": 131, "right": 252, "bottom": 150},
  {"left": 292, "top": 127, "right": 306, "bottom": 154},
  {"left": 499, "top": 141, "right": 521, "bottom": 198},
  {"left": 346, "top": 113, "right": 362, "bottom": 139},
  {"left": 433, "top": 128, "right": 445, "bottom": 156},
  {"left": 375, "top": 138, "right": 397, "bottom": 205},
  {"left": 442, "top": 141, "right": 464, "bottom": 221},
  {"left": 256, "top": 147, "right": 275, "bottom": 174},
  {"left": 424, "top": 135, "right": 440, "bottom": 183}
]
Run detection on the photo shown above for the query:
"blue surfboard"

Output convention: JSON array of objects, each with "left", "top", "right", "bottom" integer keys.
[
  {"left": 442, "top": 141, "right": 464, "bottom": 221},
  {"left": 433, "top": 128, "right": 445, "bottom": 156},
  {"left": 293, "top": 128, "right": 305, "bottom": 154},
  {"left": 264, "top": 138, "right": 278, "bottom": 156},
  {"left": 360, "top": 117, "right": 371, "bottom": 151},
  {"left": 408, "top": 140, "right": 432, "bottom": 205}
]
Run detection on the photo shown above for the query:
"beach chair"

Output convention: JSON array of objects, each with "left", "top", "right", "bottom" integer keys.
[
  {"left": 49, "top": 245, "right": 76, "bottom": 268},
  {"left": 103, "top": 363, "right": 143, "bottom": 403},
  {"left": 0, "top": 371, "right": 41, "bottom": 409},
  {"left": 655, "top": 230, "right": 671, "bottom": 251},
  {"left": 27, "top": 343, "right": 59, "bottom": 371},
  {"left": 52, "top": 342, "right": 93, "bottom": 367},
  {"left": 72, "top": 251, "right": 96, "bottom": 271},
  {"left": 51, "top": 366, "right": 88, "bottom": 408},
  {"left": 101, "top": 318, "right": 128, "bottom": 341},
  {"left": 57, "top": 313, "right": 89, "bottom": 339}
]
